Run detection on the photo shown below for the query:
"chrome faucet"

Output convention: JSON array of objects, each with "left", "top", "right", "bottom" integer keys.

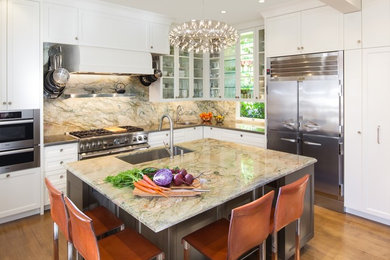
[
  {"left": 159, "top": 114, "right": 174, "bottom": 159},
  {"left": 176, "top": 105, "right": 184, "bottom": 123}
]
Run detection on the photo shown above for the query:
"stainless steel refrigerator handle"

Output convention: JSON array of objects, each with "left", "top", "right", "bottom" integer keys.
[
  {"left": 303, "top": 141, "right": 322, "bottom": 146},
  {"left": 0, "top": 147, "right": 34, "bottom": 156},
  {"left": 280, "top": 138, "right": 297, "bottom": 143},
  {"left": 0, "top": 119, "right": 34, "bottom": 126},
  {"left": 377, "top": 125, "right": 381, "bottom": 144}
]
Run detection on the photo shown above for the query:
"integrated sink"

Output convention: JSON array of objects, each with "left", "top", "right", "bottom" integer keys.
[
  {"left": 117, "top": 146, "right": 194, "bottom": 164},
  {"left": 176, "top": 121, "right": 198, "bottom": 126}
]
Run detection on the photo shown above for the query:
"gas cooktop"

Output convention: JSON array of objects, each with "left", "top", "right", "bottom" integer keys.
[
  {"left": 68, "top": 126, "right": 149, "bottom": 160},
  {"left": 69, "top": 126, "right": 145, "bottom": 138}
]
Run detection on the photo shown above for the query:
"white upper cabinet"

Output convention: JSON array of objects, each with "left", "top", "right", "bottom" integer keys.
[
  {"left": 149, "top": 22, "right": 170, "bottom": 55},
  {"left": 266, "top": 6, "right": 343, "bottom": 57},
  {"left": 362, "top": 0, "right": 390, "bottom": 48},
  {"left": 5, "top": 0, "right": 40, "bottom": 110},
  {"left": 265, "top": 12, "right": 301, "bottom": 57},
  {"left": 42, "top": 3, "right": 79, "bottom": 45},
  {"left": 42, "top": 1, "right": 171, "bottom": 54},
  {"left": 300, "top": 6, "right": 343, "bottom": 54},
  {"left": 79, "top": 10, "right": 148, "bottom": 51},
  {"left": 344, "top": 11, "right": 362, "bottom": 50}
]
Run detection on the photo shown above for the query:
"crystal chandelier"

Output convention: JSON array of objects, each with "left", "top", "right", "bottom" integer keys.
[{"left": 169, "top": 19, "right": 238, "bottom": 53}]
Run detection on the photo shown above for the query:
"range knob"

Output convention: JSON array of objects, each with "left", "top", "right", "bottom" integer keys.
[
  {"left": 85, "top": 143, "right": 91, "bottom": 150},
  {"left": 91, "top": 142, "right": 96, "bottom": 149},
  {"left": 138, "top": 136, "right": 143, "bottom": 141},
  {"left": 80, "top": 143, "right": 85, "bottom": 151},
  {"left": 97, "top": 141, "right": 102, "bottom": 147},
  {"left": 113, "top": 138, "right": 120, "bottom": 145},
  {"left": 133, "top": 137, "right": 137, "bottom": 142},
  {"left": 143, "top": 135, "right": 148, "bottom": 140}
]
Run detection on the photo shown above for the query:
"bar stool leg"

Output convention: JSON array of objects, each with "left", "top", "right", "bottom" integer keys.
[
  {"left": 53, "top": 222, "right": 59, "bottom": 260},
  {"left": 258, "top": 242, "right": 266, "bottom": 260},
  {"left": 183, "top": 240, "right": 190, "bottom": 260},
  {"left": 271, "top": 231, "right": 278, "bottom": 260},
  {"left": 295, "top": 218, "right": 301, "bottom": 260},
  {"left": 156, "top": 252, "right": 165, "bottom": 260},
  {"left": 67, "top": 241, "right": 73, "bottom": 260}
]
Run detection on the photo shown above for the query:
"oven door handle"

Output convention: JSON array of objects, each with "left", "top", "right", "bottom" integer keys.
[
  {"left": 0, "top": 148, "right": 34, "bottom": 156},
  {"left": 0, "top": 119, "right": 34, "bottom": 126}
]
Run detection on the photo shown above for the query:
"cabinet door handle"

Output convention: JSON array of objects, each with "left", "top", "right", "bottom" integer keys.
[
  {"left": 150, "top": 45, "right": 154, "bottom": 49},
  {"left": 377, "top": 125, "right": 381, "bottom": 144},
  {"left": 303, "top": 141, "right": 322, "bottom": 146},
  {"left": 297, "top": 47, "right": 300, "bottom": 50},
  {"left": 60, "top": 175, "right": 64, "bottom": 179},
  {"left": 301, "top": 46, "right": 304, "bottom": 50},
  {"left": 280, "top": 138, "right": 296, "bottom": 143},
  {"left": 240, "top": 134, "right": 243, "bottom": 137},
  {"left": 60, "top": 161, "right": 64, "bottom": 165},
  {"left": 357, "top": 40, "right": 361, "bottom": 44},
  {"left": 60, "top": 149, "right": 63, "bottom": 152},
  {"left": 8, "top": 102, "right": 11, "bottom": 105},
  {"left": 357, "top": 131, "right": 362, "bottom": 134},
  {"left": 75, "top": 36, "right": 79, "bottom": 40},
  {"left": 6, "top": 174, "right": 10, "bottom": 178}
]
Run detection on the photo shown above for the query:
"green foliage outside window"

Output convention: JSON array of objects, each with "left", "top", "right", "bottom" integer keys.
[{"left": 240, "top": 102, "right": 265, "bottom": 119}]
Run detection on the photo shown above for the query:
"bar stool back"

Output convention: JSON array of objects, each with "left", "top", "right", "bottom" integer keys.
[
  {"left": 271, "top": 174, "right": 310, "bottom": 260},
  {"left": 182, "top": 190, "right": 274, "bottom": 260},
  {"left": 45, "top": 178, "right": 71, "bottom": 260},
  {"left": 64, "top": 196, "right": 165, "bottom": 260}
]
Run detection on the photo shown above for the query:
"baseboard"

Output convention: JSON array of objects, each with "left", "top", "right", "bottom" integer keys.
[
  {"left": 345, "top": 208, "right": 390, "bottom": 226},
  {"left": 0, "top": 208, "right": 40, "bottom": 225}
]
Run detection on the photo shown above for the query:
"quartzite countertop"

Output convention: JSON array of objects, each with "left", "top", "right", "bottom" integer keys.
[{"left": 65, "top": 139, "right": 316, "bottom": 233}]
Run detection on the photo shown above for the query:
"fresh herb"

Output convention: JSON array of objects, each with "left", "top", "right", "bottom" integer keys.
[{"left": 105, "top": 169, "right": 143, "bottom": 188}]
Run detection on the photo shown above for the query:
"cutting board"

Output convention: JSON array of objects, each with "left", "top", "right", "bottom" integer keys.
[
  {"left": 133, "top": 188, "right": 201, "bottom": 197},
  {"left": 170, "top": 179, "right": 201, "bottom": 189},
  {"left": 104, "top": 126, "right": 127, "bottom": 133}
]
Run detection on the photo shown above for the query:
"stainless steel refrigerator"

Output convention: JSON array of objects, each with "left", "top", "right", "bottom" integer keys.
[{"left": 267, "top": 51, "right": 344, "bottom": 212}]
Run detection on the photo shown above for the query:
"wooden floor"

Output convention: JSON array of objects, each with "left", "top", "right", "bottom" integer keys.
[{"left": 0, "top": 206, "right": 389, "bottom": 260}]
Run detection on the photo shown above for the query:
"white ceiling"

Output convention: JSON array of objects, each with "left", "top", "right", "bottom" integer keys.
[{"left": 103, "top": 0, "right": 294, "bottom": 25}]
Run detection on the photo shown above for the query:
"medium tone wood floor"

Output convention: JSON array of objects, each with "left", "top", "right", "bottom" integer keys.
[{"left": 0, "top": 206, "right": 389, "bottom": 260}]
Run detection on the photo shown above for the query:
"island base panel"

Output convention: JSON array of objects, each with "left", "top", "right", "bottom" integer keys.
[{"left": 67, "top": 164, "right": 314, "bottom": 260}]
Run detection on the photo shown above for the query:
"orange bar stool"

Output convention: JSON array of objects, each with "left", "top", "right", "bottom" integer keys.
[
  {"left": 270, "top": 175, "right": 310, "bottom": 260},
  {"left": 64, "top": 196, "right": 165, "bottom": 260},
  {"left": 45, "top": 178, "right": 124, "bottom": 260},
  {"left": 182, "top": 190, "right": 275, "bottom": 260}
]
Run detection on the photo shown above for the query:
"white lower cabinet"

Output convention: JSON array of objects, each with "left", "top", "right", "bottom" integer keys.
[
  {"left": 148, "top": 127, "right": 204, "bottom": 148},
  {"left": 203, "top": 127, "right": 265, "bottom": 148},
  {"left": 0, "top": 168, "right": 40, "bottom": 223},
  {"left": 44, "top": 143, "right": 78, "bottom": 205}
]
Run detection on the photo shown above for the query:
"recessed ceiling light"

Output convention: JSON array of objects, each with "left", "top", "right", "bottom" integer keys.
[
  {"left": 221, "top": 10, "right": 227, "bottom": 14},
  {"left": 258, "top": 0, "right": 265, "bottom": 3}
]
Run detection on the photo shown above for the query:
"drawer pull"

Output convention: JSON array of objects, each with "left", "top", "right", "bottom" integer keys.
[
  {"left": 60, "top": 149, "right": 64, "bottom": 152},
  {"left": 60, "top": 161, "right": 64, "bottom": 165},
  {"left": 240, "top": 134, "right": 243, "bottom": 137},
  {"left": 60, "top": 175, "right": 64, "bottom": 179},
  {"left": 6, "top": 174, "right": 10, "bottom": 178}
]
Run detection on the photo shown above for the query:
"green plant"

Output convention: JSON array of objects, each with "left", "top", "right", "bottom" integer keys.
[{"left": 240, "top": 102, "right": 265, "bottom": 119}]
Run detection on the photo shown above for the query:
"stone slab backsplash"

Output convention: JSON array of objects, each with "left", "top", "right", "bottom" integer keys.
[{"left": 44, "top": 75, "right": 236, "bottom": 135}]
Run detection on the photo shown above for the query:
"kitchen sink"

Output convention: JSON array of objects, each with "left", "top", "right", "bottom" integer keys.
[
  {"left": 117, "top": 146, "right": 194, "bottom": 164},
  {"left": 176, "top": 121, "right": 198, "bottom": 126}
]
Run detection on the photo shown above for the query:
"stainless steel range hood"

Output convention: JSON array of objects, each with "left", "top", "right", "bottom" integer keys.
[{"left": 71, "top": 46, "right": 154, "bottom": 75}]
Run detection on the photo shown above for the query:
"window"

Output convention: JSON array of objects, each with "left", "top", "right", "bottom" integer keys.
[{"left": 238, "top": 102, "right": 265, "bottom": 120}]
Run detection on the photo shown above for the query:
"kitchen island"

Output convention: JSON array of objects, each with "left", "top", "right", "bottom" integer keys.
[{"left": 66, "top": 139, "right": 316, "bottom": 260}]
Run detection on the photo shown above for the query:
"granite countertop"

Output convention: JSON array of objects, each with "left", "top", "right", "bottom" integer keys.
[
  {"left": 44, "top": 134, "right": 78, "bottom": 147},
  {"left": 141, "top": 120, "right": 265, "bottom": 134},
  {"left": 65, "top": 139, "right": 316, "bottom": 233}
]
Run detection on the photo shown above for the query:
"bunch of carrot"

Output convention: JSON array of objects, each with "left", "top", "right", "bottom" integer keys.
[{"left": 134, "top": 175, "right": 170, "bottom": 198}]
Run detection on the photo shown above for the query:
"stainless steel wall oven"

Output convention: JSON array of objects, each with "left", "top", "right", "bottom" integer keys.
[{"left": 0, "top": 109, "right": 40, "bottom": 174}]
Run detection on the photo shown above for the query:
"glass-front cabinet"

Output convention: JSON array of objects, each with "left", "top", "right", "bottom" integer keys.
[
  {"left": 193, "top": 52, "right": 204, "bottom": 98},
  {"left": 178, "top": 50, "right": 190, "bottom": 98},
  {"left": 158, "top": 47, "right": 205, "bottom": 101},
  {"left": 156, "top": 27, "right": 265, "bottom": 101},
  {"left": 224, "top": 45, "right": 237, "bottom": 99},
  {"left": 161, "top": 46, "right": 175, "bottom": 99},
  {"left": 209, "top": 53, "right": 221, "bottom": 98}
]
